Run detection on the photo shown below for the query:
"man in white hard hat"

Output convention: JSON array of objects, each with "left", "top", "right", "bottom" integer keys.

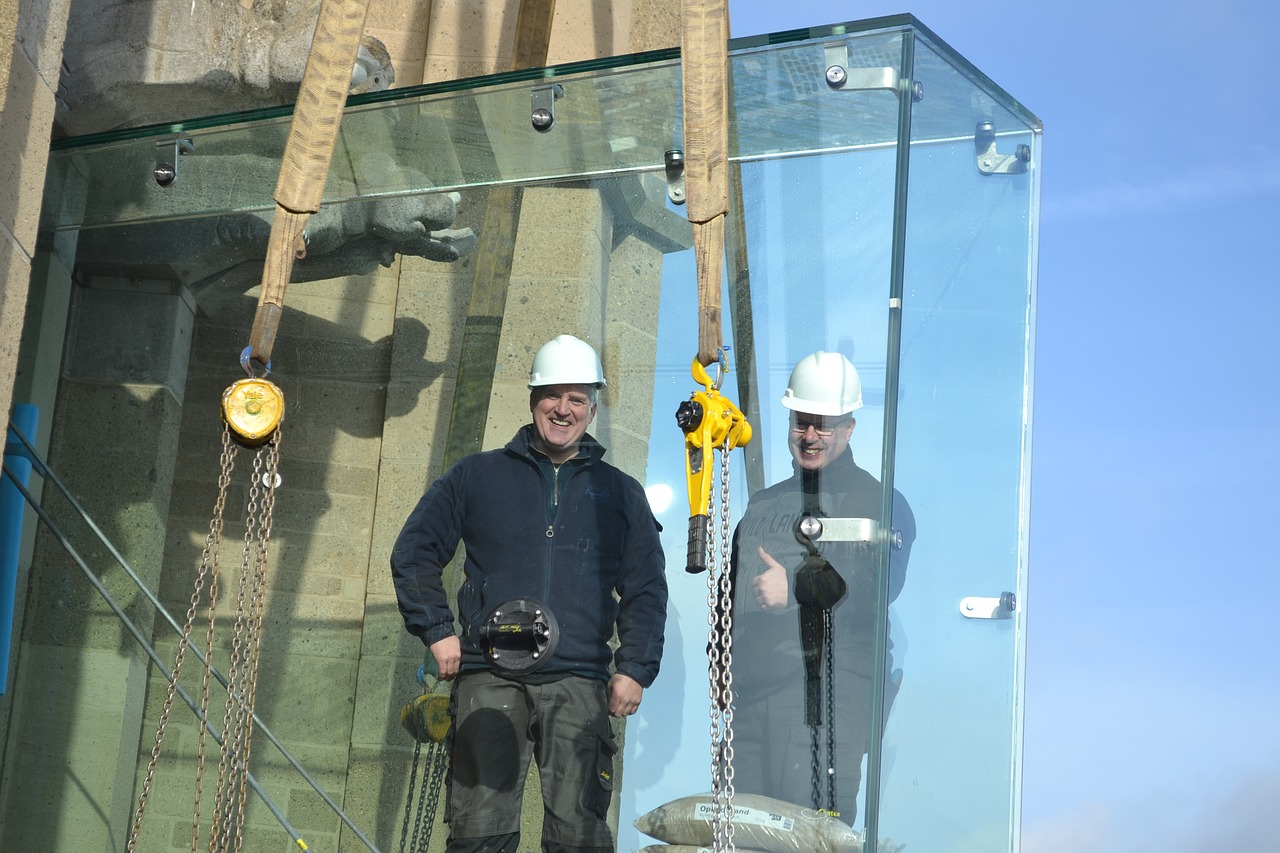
[
  {"left": 391, "top": 334, "right": 668, "bottom": 853},
  {"left": 724, "top": 350, "right": 915, "bottom": 825}
]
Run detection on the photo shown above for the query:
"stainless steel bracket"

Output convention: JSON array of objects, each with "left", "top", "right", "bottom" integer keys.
[
  {"left": 959, "top": 591, "right": 1017, "bottom": 619},
  {"left": 664, "top": 149, "right": 686, "bottom": 205},
  {"left": 823, "top": 44, "right": 907, "bottom": 96},
  {"left": 975, "top": 121, "right": 1031, "bottom": 175},
  {"left": 154, "top": 137, "right": 193, "bottom": 187},
  {"left": 531, "top": 83, "right": 564, "bottom": 133},
  {"left": 796, "top": 516, "right": 905, "bottom": 550}
]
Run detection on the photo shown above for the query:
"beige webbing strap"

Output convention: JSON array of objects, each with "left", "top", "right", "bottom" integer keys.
[
  {"left": 248, "top": 0, "right": 371, "bottom": 365},
  {"left": 681, "top": 0, "right": 730, "bottom": 367}
]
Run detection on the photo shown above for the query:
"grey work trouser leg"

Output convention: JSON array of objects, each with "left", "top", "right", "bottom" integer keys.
[{"left": 444, "top": 671, "right": 618, "bottom": 853}]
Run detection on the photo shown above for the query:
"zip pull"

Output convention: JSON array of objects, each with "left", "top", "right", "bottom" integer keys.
[{"left": 545, "top": 525, "right": 554, "bottom": 539}]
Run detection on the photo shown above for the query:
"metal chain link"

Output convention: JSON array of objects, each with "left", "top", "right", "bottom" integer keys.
[
  {"left": 211, "top": 431, "right": 280, "bottom": 853},
  {"left": 705, "top": 438, "right": 736, "bottom": 853},
  {"left": 401, "top": 740, "right": 426, "bottom": 853},
  {"left": 824, "top": 613, "right": 837, "bottom": 812},
  {"left": 808, "top": 610, "right": 839, "bottom": 815},
  {"left": 420, "top": 742, "right": 448, "bottom": 850},
  {"left": 126, "top": 427, "right": 237, "bottom": 853}
]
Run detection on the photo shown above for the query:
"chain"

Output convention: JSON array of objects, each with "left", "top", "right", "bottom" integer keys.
[
  {"left": 420, "top": 742, "right": 448, "bottom": 849},
  {"left": 808, "top": 610, "right": 839, "bottom": 815},
  {"left": 705, "top": 438, "right": 736, "bottom": 853},
  {"left": 126, "top": 427, "right": 237, "bottom": 853},
  {"left": 210, "top": 431, "right": 280, "bottom": 852},
  {"left": 824, "top": 613, "right": 837, "bottom": 812},
  {"left": 401, "top": 740, "right": 425, "bottom": 853},
  {"left": 401, "top": 727, "right": 448, "bottom": 853}
]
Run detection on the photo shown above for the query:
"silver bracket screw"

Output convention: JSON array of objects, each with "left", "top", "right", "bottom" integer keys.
[{"left": 531, "top": 83, "right": 565, "bottom": 133}]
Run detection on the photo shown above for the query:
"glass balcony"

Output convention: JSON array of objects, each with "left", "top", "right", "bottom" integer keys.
[{"left": 6, "top": 14, "right": 1039, "bottom": 853}]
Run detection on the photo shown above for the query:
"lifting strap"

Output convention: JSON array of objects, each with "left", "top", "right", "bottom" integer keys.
[
  {"left": 681, "top": 0, "right": 730, "bottom": 368},
  {"left": 130, "top": 3, "right": 370, "bottom": 850},
  {"left": 679, "top": 3, "right": 748, "bottom": 851},
  {"left": 248, "top": 0, "right": 371, "bottom": 368}
]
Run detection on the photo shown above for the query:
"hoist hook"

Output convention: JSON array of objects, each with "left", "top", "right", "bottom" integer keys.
[
  {"left": 223, "top": 347, "right": 285, "bottom": 446},
  {"left": 675, "top": 352, "right": 751, "bottom": 573},
  {"left": 240, "top": 346, "right": 272, "bottom": 379}
]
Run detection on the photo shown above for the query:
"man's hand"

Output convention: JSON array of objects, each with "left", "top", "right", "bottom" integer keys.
[
  {"left": 608, "top": 673, "right": 644, "bottom": 717},
  {"left": 429, "top": 635, "right": 461, "bottom": 681},
  {"left": 753, "top": 546, "right": 790, "bottom": 611}
]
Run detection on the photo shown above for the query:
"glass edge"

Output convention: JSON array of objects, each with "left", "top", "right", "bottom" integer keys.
[
  {"left": 908, "top": 18, "right": 1043, "bottom": 131},
  {"left": 51, "top": 14, "right": 1043, "bottom": 152}
]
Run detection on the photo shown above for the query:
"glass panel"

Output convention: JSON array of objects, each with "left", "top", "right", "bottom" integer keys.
[
  {"left": 7, "top": 16, "right": 1039, "bottom": 853},
  {"left": 874, "top": 34, "right": 1039, "bottom": 853}
]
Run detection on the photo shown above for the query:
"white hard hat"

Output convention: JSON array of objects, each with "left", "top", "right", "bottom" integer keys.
[
  {"left": 781, "top": 351, "right": 862, "bottom": 416},
  {"left": 528, "top": 334, "right": 606, "bottom": 388}
]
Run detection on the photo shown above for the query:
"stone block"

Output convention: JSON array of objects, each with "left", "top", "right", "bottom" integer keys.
[
  {"left": 392, "top": 267, "right": 471, "bottom": 371},
  {"left": 62, "top": 285, "right": 194, "bottom": 398},
  {"left": 380, "top": 381, "right": 452, "bottom": 465},
  {"left": 0, "top": 46, "right": 56, "bottom": 255},
  {"left": 360, "top": 590, "right": 426, "bottom": 657},
  {"left": 350, "top": 645, "right": 428, "bottom": 749},
  {"left": 15, "top": 0, "right": 73, "bottom": 89},
  {"left": 292, "top": 292, "right": 397, "bottom": 343},
  {"left": 0, "top": 235, "right": 29, "bottom": 424}
]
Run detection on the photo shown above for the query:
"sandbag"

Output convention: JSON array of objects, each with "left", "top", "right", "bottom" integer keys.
[
  {"left": 634, "top": 792, "right": 862, "bottom": 853},
  {"left": 634, "top": 846, "right": 772, "bottom": 853}
]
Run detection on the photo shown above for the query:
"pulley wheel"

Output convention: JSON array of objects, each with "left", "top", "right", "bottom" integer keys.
[
  {"left": 222, "top": 377, "right": 285, "bottom": 445},
  {"left": 478, "top": 598, "right": 559, "bottom": 676}
]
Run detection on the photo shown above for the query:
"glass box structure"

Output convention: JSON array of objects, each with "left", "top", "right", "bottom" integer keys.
[{"left": 3, "top": 15, "right": 1040, "bottom": 853}]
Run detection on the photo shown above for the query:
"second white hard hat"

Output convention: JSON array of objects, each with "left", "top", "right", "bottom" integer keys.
[
  {"left": 781, "top": 351, "right": 863, "bottom": 416},
  {"left": 528, "top": 334, "right": 607, "bottom": 388}
]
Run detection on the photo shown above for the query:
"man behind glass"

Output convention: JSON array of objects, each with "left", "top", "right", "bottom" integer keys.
[{"left": 725, "top": 350, "right": 915, "bottom": 824}]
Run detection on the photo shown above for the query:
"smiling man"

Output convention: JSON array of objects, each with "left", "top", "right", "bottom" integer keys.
[
  {"left": 391, "top": 334, "right": 668, "bottom": 853},
  {"left": 724, "top": 350, "right": 916, "bottom": 826}
]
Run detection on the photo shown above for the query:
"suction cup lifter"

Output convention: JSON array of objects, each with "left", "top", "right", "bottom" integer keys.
[{"left": 478, "top": 598, "right": 560, "bottom": 675}]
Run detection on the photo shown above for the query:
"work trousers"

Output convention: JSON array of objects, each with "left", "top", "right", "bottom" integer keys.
[
  {"left": 444, "top": 671, "right": 618, "bottom": 853},
  {"left": 729, "top": 672, "right": 873, "bottom": 826}
]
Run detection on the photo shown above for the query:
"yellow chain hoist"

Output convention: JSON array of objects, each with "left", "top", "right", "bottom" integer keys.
[
  {"left": 222, "top": 348, "right": 286, "bottom": 445},
  {"left": 675, "top": 353, "right": 751, "bottom": 573}
]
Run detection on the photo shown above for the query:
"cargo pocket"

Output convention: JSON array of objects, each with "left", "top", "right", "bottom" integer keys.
[{"left": 581, "top": 725, "right": 618, "bottom": 820}]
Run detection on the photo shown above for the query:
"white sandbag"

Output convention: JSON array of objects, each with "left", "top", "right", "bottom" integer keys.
[
  {"left": 634, "top": 792, "right": 862, "bottom": 853},
  {"left": 634, "top": 847, "right": 773, "bottom": 853}
]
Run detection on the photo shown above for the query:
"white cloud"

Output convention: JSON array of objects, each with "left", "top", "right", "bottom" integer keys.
[
  {"left": 1021, "top": 802, "right": 1114, "bottom": 853},
  {"left": 1043, "top": 147, "right": 1280, "bottom": 223},
  {"left": 1021, "top": 760, "right": 1280, "bottom": 853}
]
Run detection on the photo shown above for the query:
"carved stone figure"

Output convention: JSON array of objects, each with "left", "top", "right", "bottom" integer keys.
[{"left": 59, "top": 0, "right": 476, "bottom": 295}]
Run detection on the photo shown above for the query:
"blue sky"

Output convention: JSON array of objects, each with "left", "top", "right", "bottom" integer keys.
[{"left": 718, "top": 2, "right": 1280, "bottom": 851}]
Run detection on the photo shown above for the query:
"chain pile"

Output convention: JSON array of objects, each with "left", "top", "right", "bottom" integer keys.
[{"left": 126, "top": 425, "right": 282, "bottom": 853}]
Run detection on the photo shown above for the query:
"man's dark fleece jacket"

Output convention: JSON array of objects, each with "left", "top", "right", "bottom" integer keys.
[
  {"left": 726, "top": 448, "right": 916, "bottom": 699},
  {"left": 391, "top": 425, "right": 668, "bottom": 687}
]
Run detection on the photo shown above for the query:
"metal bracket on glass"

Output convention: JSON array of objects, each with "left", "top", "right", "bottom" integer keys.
[
  {"left": 664, "top": 149, "right": 686, "bottom": 205},
  {"left": 796, "top": 516, "right": 905, "bottom": 550},
  {"left": 975, "top": 121, "right": 1031, "bottom": 175},
  {"left": 154, "top": 137, "right": 193, "bottom": 188},
  {"left": 959, "top": 591, "right": 1017, "bottom": 620},
  {"left": 531, "top": 83, "right": 564, "bottom": 133},
  {"left": 822, "top": 44, "right": 901, "bottom": 94}
]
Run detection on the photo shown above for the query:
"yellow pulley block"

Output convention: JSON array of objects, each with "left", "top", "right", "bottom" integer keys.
[
  {"left": 222, "top": 377, "right": 284, "bottom": 444},
  {"left": 675, "top": 355, "right": 751, "bottom": 573},
  {"left": 400, "top": 692, "right": 452, "bottom": 744},
  {"left": 223, "top": 348, "right": 285, "bottom": 444}
]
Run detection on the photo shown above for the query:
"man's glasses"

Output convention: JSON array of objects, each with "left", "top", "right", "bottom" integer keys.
[{"left": 790, "top": 417, "right": 851, "bottom": 437}]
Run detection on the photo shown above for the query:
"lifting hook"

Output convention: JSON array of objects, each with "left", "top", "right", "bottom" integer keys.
[{"left": 676, "top": 354, "right": 751, "bottom": 573}]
